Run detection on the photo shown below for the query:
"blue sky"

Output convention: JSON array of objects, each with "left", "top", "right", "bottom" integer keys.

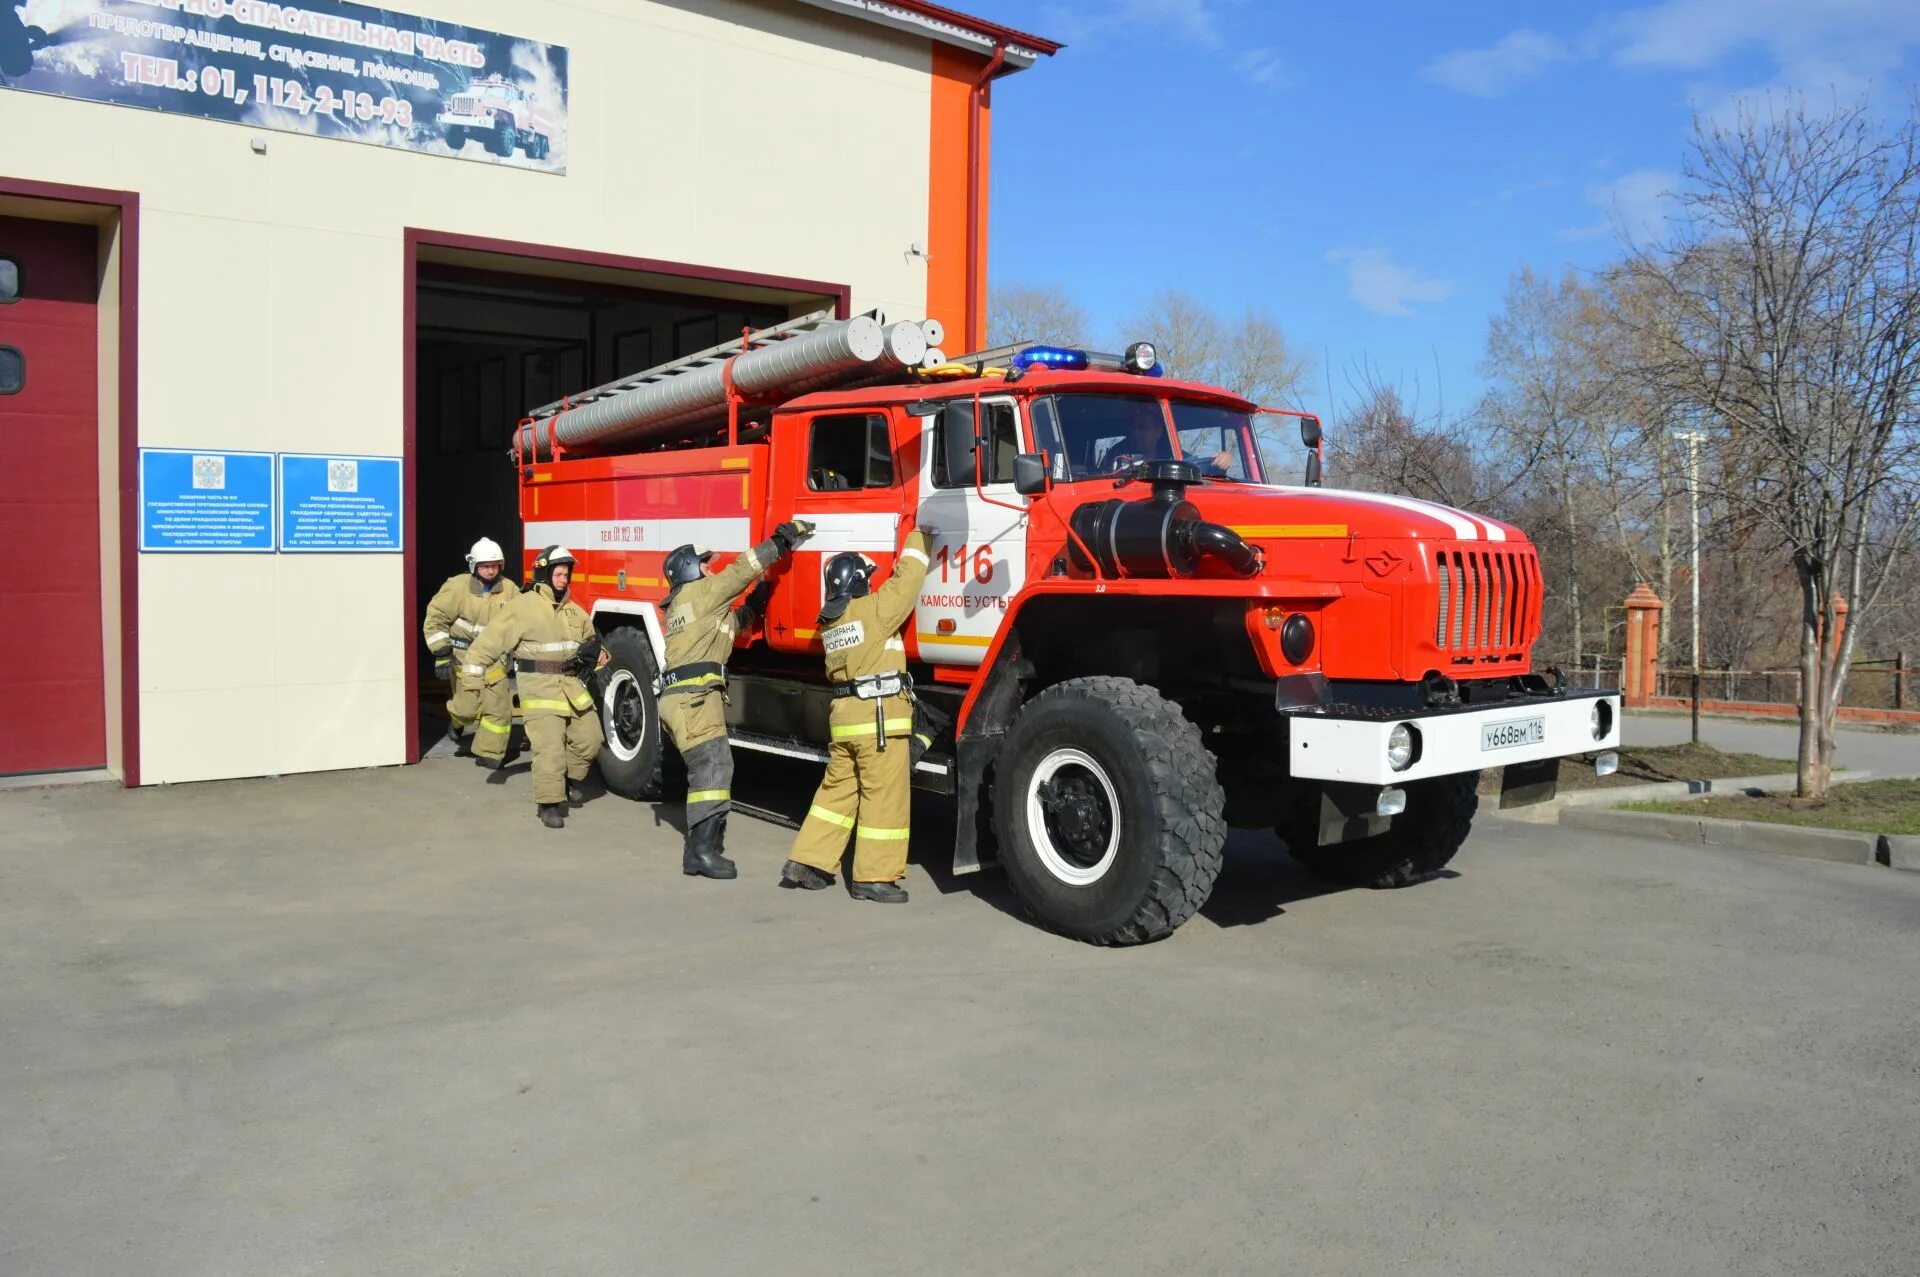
[{"left": 963, "top": 0, "right": 1920, "bottom": 418}]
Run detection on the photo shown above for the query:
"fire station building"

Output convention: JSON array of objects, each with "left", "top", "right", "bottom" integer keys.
[{"left": 0, "top": 0, "right": 1054, "bottom": 786}]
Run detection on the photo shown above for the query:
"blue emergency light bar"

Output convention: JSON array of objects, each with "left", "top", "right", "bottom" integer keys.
[{"left": 1010, "top": 342, "right": 1164, "bottom": 376}]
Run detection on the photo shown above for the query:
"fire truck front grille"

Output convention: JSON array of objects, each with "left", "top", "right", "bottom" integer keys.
[{"left": 1434, "top": 547, "right": 1540, "bottom": 655}]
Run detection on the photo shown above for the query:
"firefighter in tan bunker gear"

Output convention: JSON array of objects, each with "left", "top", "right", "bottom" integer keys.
[
  {"left": 422, "top": 537, "right": 520, "bottom": 766},
  {"left": 780, "top": 528, "right": 932, "bottom": 902},
  {"left": 463, "top": 545, "right": 605, "bottom": 829},
  {"left": 658, "top": 520, "right": 813, "bottom": 879}
]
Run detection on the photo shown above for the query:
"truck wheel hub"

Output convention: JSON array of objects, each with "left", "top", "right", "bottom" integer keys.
[{"left": 1026, "top": 748, "right": 1121, "bottom": 886}]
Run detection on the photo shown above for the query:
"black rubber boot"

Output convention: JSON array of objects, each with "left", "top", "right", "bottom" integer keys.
[
  {"left": 444, "top": 723, "right": 470, "bottom": 756},
  {"left": 850, "top": 880, "right": 909, "bottom": 904},
  {"left": 476, "top": 755, "right": 504, "bottom": 771},
  {"left": 683, "top": 815, "right": 738, "bottom": 880},
  {"left": 567, "top": 780, "right": 587, "bottom": 805},
  {"left": 779, "top": 859, "right": 834, "bottom": 891},
  {"left": 539, "top": 803, "right": 566, "bottom": 829}
]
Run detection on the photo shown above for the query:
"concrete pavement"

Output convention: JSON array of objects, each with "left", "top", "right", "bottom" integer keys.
[
  {"left": 1625, "top": 710, "right": 1920, "bottom": 774},
  {"left": 4, "top": 757, "right": 1918, "bottom": 1275}
]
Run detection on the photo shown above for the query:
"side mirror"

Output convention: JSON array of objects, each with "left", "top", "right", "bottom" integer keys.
[
  {"left": 1299, "top": 415, "right": 1323, "bottom": 448},
  {"left": 1304, "top": 450, "right": 1322, "bottom": 488},
  {"left": 904, "top": 400, "right": 942, "bottom": 418},
  {"left": 1013, "top": 453, "right": 1049, "bottom": 496},
  {"left": 942, "top": 401, "right": 977, "bottom": 484}
]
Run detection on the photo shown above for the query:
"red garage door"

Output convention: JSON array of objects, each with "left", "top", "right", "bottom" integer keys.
[{"left": 0, "top": 216, "right": 104, "bottom": 774}]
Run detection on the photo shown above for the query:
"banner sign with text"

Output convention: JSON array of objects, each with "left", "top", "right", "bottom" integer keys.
[
  {"left": 140, "top": 448, "right": 277, "bottom": 552},
  {"left": 279, "top": 453, "right": 402, "bottom": 551},
  {"left": 1, "top": 1, "right": 568, "bottom": 173}
]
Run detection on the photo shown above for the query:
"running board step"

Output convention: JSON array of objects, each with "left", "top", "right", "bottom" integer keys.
[{"left": 730, "top": 729, "right": 954, "bottom": 794}]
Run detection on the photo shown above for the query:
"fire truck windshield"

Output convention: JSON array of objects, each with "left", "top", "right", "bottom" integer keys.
[{"left": 1033, "top": 393, "right": 1263, "bottom": 481}]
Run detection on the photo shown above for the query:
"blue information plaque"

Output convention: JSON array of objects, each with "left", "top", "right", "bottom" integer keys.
[
  {"left": 278, "top": 454, "right": 404, "bottom": 553},
  {"left": 139, "top": 449, "right": 276, "bottom": 553}
]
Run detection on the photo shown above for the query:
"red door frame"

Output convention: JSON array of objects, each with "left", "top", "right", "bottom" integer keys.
[
  {"left": 0, "top": 177, "right": 140, "bottom": 787},
  {"left": 401, "top": 228, "right": 851, "bottom": 763}
]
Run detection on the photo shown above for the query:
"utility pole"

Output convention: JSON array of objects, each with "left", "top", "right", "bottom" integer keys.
[{"left": 1674, "top": 429, "right": 1706, "bottom": 744}]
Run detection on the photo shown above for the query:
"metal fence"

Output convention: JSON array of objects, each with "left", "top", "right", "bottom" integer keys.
[{"left": 1652, "top": 656, "right": 1912, "bottom": 710}]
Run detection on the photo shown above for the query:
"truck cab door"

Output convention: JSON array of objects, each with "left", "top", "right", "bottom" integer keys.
[
  {"left": 768, "top": 409, "right": 905, "bottom": 652},
  {"left": 914, "top": 395, "right": 1028, "bottom": 667}
]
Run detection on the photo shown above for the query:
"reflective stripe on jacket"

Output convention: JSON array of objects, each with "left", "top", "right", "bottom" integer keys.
[
  {"left": 819, "top": 531, "right": 931, "bottom": 740},
  {"left": 423, "top": 573, "right": 519, "bottom": 667},
  {"left": 463, "top": 583, "right": 597, "bottom": 717}
]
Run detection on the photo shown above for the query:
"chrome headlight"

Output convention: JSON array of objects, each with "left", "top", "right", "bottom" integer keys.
[{"left": 1387, "top": 723, "right": 1416, "bottom": 772}]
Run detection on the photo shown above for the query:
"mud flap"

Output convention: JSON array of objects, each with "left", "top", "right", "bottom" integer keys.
[{"left": 1499, "top": 757, "right": 1560, "bottom": 810}]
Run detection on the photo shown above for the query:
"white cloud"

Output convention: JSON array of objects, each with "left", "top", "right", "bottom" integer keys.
[
  {"left": 1038, "top": 0, "right": 1287, "bottom": 88},
  {"left": 1560, "top": 169, "right": 1680, "bottom": 243},
  {"left": 1325, "top": 248, "right": 1456, "bottom": 318},
  {"left": 1607, "top": 0, "right": 1920, "bottom": 82},
  {"left": 1421, "top": 30, "right": 1570, "bottom": 97},
  {"left": 1234, "top": 48, "right": 1288, "bottom": 88},
  {"left": 1424, "top": 2, "right": 1920, "bottom": 104}
]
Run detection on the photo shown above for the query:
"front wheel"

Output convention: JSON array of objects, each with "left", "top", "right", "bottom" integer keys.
[
  {"left": 993, "top": 677, "right": 1226, "bottom": 945},
  {"left": 594, "top": 626, "right": 668, "bottom": 800},
  {"left": 1283, "top": 773, "right": 1479, "bottom": 887},
  {"left": 489, "top": 116, "right": 515, "bottom": 157},
  {"left": 443, "top": 124, "right": 468, "bottom": 150}
]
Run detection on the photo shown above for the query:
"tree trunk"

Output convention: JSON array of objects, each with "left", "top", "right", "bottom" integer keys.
[
  {"left": 1563, "top": 482, "right": 1583, "bottom": 663},
  {"left": 1657, "top": 487, "right": 1674, "bottom": 671},
  {"left": 1794, "top": 572, "right": 1825, "bottom": 799}
]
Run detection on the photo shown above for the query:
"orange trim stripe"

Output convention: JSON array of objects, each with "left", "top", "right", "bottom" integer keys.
[
  {"left": 917, "top": 631, "right": 994, "bottom": 647},
  {"left": 1230, "top": 524, "right": 1348, "bottom": 538}
]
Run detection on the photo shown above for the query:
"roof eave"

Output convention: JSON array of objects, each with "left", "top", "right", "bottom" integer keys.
[{"left": 791, "top": 0, "right": 1062, "bottom": 69}]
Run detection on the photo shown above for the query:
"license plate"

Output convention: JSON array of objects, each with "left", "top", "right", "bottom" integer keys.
[{"left": 1481, "top": 716, "right": 1545, "bottom": 751}]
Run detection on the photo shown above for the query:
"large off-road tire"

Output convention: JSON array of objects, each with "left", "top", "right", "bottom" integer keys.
[
  {"left": 443, "top": 124, "right": 468, "bottom": 150},
  {"left": 594, "top": 626, "right": 668, "bottom": 801},
  {"left": 993, "top": 677, "right": 1226, "bottom": 945},
  {"left": 530, "top": 134, "right": 550, "bottom": 161},
  {"left": 488, "top": 115, "right": 515, "bottom": 157},
  {"left": 1284, "top": 773, "right": 1479, "bottom": 888}
]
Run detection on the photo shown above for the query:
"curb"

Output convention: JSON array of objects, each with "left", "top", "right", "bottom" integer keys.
[
  {"left": 1489, "top": 769, "right": 1871, "bottom": 823},
  {"left": 1883, "top": 834, "right": 1920, "bottom": 872},
  {"left": 1560, "top": 807, "right": 1882, "bottom": 866}
]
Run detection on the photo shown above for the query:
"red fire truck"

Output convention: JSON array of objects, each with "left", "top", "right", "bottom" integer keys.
[{"left": 515, "top": 314, "right": 1622, "bottom": 944}]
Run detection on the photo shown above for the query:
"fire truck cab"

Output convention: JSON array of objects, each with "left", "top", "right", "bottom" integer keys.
[{"left": 518, "top": 326, "right": 1622, "bottom": 945}]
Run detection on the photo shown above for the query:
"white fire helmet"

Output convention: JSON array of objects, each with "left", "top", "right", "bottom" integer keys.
[{"left": 467, "top": 537, "right": 506, "bottom": 568}]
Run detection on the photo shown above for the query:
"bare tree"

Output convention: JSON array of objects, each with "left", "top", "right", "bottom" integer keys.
[
  {"left": 1622, "top": 97, "right": 1920, "bottom": 796},
  {"left": 1123, "top": 290, "right": 1311, "bottom": 475},
  {"left": 986, "top": 282, "right": 1091, "bottom": 349}
]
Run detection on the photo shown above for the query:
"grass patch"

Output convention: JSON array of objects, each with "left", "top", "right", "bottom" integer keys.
[
  {"left": 1476, "top": 742, "right": 1793, "bottom": 795},
  {"left": 1626, "top": 778, "right": 1920, "bottom": 836}
]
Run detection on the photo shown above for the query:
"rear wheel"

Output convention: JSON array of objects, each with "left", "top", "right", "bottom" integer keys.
[
  {"left": 1284, "top": 773, "right": 1479, "bottom": 887},
  {"left": 993, "top": 677, "right": 1226, "bottom": 945},
  {"left": 595, "top": 626, "right": 667, "bottom": 800}
]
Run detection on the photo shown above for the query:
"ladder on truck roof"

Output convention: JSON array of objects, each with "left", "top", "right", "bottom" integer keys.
[
  {"left": 522, "top": 308, "right": 841, "bottom": 424},
  {"left": 516, "top": 310, "right": 964, "bottom": 459}
]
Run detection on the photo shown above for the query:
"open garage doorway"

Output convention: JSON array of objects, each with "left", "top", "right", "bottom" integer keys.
[{"left": 403, "top": 232, "right": 846, "bottom": 760}]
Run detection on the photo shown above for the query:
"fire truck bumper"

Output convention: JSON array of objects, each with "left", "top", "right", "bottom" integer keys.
[
  {"left": 1283, "top": 689, "right": 1623, "bottom": 787},
  {"left": 437, "top": 111, "right": 493, "bottom": 128}
]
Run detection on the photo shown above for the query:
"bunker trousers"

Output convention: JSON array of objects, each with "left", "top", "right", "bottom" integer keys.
[
  {"left": 448, "top": 669, "right": 513, "bottom": 760},
  {"left": 788, "top": 735, "right": 912, "bottom": 883},
  {"left": 524, "top": 711, "right": 602, "bottom": 806}
]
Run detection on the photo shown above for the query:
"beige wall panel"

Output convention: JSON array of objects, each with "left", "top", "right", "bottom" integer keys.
[
  {"left": 272, "top": 555, "right": 403, "bottom": 687},
  {"left": 6, "top": 0, "right": 949, "bottom": 784},
  {"left": 274, "top": 680, "right": 407, "bottom": 775},
  {"left": 139, "top": 555, "right": 279, "bottom": 694},
  {"left": 139, "top": 688, "right": 275, "bottom": 785},
  {"left": 265, "top": 227, "right": 403, "bottom": 456},
  {"left": 136, "top": 210, "right": 276, "bottom": 449}
]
